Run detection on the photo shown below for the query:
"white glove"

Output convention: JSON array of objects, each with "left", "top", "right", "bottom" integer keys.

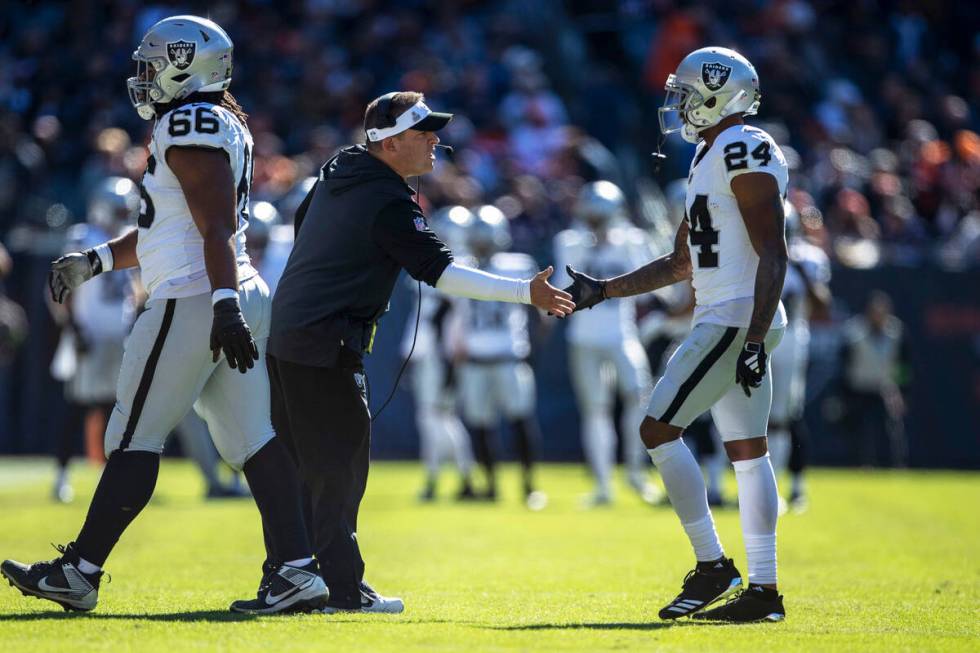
[{"left": 49, "top": 250, "right": 100, "bottom": 304}]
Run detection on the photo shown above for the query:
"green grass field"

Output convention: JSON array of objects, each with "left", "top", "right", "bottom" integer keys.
[{"left": 0, "top": 458, "right": 977, "bottom": 652}]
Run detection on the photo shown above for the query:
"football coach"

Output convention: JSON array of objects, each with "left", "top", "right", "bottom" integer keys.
[{"left": 266, "top": 91, "right": 574, "bottom": 613}]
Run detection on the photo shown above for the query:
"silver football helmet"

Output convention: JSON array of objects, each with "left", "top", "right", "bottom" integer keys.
[
  {"left": 87, "top": 177, "right": 140, "bottom": 233},
  {"left": 246, "top": 201, "right": 280, "bottom": 251},
  {"left": 659, "top": 46, "right": 760, "bottom": 144},
  {"left": 127, "top": 15, "right": 234, "bottom": 120},
  {"left": 574, "top": 181, "right": 627, "bottom": 229},
  {"left": 430, "top": 205, "right": 475, "bottom": 251},
  {"left": 467, "top": 205, "right": 512, "bottom": 258}
]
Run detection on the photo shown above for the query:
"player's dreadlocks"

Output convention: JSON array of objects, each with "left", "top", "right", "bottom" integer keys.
[
  {"left": 156, "top": 90, "right": 248, "bottom": 125},
  {"left": 217, "top": 91, "right": 248, "bottom": 126}
]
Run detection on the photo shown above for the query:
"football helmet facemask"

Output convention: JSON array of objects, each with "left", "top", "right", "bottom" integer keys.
[
  {"left": 127, "top": 15, "right": 234, "bottom": 120},
  {"left": 659, "top": 46, "right": 761, "bottom": 144}
]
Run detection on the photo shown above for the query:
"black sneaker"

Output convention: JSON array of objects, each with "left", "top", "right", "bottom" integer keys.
[
  {"left": 1, "top": 542, "right": 103, "bottom": 611},
  {"left": 692, "top": 584, "right": 786, "bottom": 622},
  {"left": 658, "top": 557, "right": 742, "bottom": 619},
  {"left": 229, "top": 560, "right": 329, "bottom": 615}
]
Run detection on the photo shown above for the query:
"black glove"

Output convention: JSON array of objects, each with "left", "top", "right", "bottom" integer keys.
[
  {"left": 49, "top": 249, "right": 102, "bottom": 304},
  {"left": 735, "top": 341, "right": 767, "bottom": 397},
  {"left": 562, "top": 265, "right": 607, "bottom": 312},
  {"left": 210, "top": 297, "right": 258, "bottom": 374}
]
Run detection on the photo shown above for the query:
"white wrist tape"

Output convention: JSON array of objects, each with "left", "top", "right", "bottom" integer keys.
[
  {"left": 435, "top": 262, "right": 532, "bottom": 304},
  {"left": 93, "top": 243, "right": 114, "bottom": 272},
  {"left": 211, "top": 288, "right": 239, "bottom": 306}
]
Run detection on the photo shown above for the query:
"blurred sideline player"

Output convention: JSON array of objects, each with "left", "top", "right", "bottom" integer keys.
[
  {"left": 564, "top": 47, "right": 789, "bottom": 621},
  {"left": 553, "top": 181, "right": 662, "bottom": 506},
  {"left": 2, "top": 16, "right": 326, "bottom": 615},
  {"left": 768, "top": 201, "right": 831, "bottom": 512},
  {"left": 49, "top": 178, "right": 138, "bottom": 502},
  {"left": 640, "top": 179, "right": 729, "bottom": 506},
  {"left": 402, "top": 205, "right": 476, "bottom": 501},
  {"left": 451, "top": 205, "right": 547, "bottom": 509}
]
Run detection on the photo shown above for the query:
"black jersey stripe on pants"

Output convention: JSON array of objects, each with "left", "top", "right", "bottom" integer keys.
[{"left": 266, "top": 352, "right": 370, "bottom": 608}]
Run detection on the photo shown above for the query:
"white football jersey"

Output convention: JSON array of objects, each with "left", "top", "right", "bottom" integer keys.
[
  {"left": 137, "top": 102, "right": 256, "bottom": 300},
  {"left": 455, "top": 253, "right": 537, "bottom": 360},
  {"left": 400, "top": 279, "right": 453, "bottom": 360},
  {"left": 553, "top": 226, "right": 658, "bottom": 347},
  {"left": 66, "top": 223, "right": 134, "bottom": 342},
  {"left": 686, "top": 124, "right": 788, "bottom": 329},
  {"left": 782, "top": 239, "right": 831, "bottom": 328}
]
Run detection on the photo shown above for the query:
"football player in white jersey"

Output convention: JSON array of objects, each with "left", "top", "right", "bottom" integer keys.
[
  {"left": 50, "top": 177, "right": 139, "bottom": 503},
  {"left": 769, "top": 202, "right": 831, "bottom": 512},
  {"left": 402, "top": 205, "right": 476, "bottom": 501},
  {"left": 565, "top": 47, "right": 789, "bottom": 622},
  {"left": 452, "top": 206, "right": 547, "bottom": 509},
  {"left": 2, "top": 16, "right": 327, "bottom": 615},
  {"left": 553, "top": 181, "right": 661, "bottom": 506}
]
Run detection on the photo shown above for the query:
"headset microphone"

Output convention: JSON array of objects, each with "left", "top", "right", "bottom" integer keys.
[
  {"left": 435, "top": 144, "right": 454, "bottom": 153},
  {"left": 651, "top": 134, "right": 667, "bottom": 174}
]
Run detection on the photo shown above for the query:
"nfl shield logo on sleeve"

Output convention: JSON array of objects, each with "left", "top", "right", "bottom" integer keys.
[{"left": 413, "top": 216, "right": 427, "bottom": 232}]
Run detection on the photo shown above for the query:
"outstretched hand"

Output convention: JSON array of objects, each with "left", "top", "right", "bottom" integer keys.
[
  {"left": 530, "top": 266, "right": 575, "bottom": 317},
  {"left": 562, "top": 265, "right": 607, "bottom": 312},
  {"left": 49, "top": 251, "right": 99, "bottom": 304}
]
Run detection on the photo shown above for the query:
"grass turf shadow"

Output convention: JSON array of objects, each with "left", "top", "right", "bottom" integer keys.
[
  {"left": 487, "top": 620, "right": 733, "bottom": 631},
  {"left": 0, "top": 610, "right": 263, "bottom": 622}
]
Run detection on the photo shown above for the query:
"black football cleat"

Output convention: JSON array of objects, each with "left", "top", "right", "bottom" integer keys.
[
  {"left": 658, "top": 557, "right": 742, "bottom": 619},
  {"left": 1, "top": 542, "right": 102, "bottom": 611},
  {"left": 322, "top": 580, "right": 405, "bottom": 614},
  {"left": 229, "top": 560, "right": 329, "bottom": 615},
  {"left": 692, "top": 584, "right": 786, "bottom": 622}
]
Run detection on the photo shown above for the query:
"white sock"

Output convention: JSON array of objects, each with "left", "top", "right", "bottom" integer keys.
[
  {"left": 77, "top": 557, "right": 101, "bottom": 574},
  {"left": 649, "top": 439, "right": 723, "bottom": 562},
  {"left": 285, "top": 557, "right": 313, "bottom": 568},
  {"left": 585, "top": 413, "right": 616, "bottom": 496},
  {"left": 732, "top": 453, "right": 779, "bottom": 585}
]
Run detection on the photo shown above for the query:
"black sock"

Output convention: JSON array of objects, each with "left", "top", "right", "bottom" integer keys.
[
  {"left": 471, "top": 426, "right": 496, "bottom": 489},
  {"left": 243, "top": 438, "right": 310, "bottom": 563},
  {"left": 75, "top": 450, "right": 160, "bottom": 567},
  {"left": 510, "top": 418, "right": 539, "bottom": 493}
]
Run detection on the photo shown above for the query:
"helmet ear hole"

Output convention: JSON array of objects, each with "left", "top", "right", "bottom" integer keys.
[
  {"left": 704, "top": 96, "right": 717, "bottom": 108},
  {"left": 171, "top": 73, "right": 190, "bottom": 83}
]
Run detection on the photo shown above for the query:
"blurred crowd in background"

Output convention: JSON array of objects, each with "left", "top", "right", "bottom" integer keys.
[{"left": 0, "top": 1, "right": 977, "bottom": 468}]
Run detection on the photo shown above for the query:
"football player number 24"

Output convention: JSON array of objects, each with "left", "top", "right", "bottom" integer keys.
[{"left": 688, "top": 139, "right": 774, "bottom": 268}]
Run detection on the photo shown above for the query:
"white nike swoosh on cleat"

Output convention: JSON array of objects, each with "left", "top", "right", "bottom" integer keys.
[
  {"left": 37, "top": 578, "right": 83, "bottom": 595},
  {"left": 265, "top": 585, "right": 305, "bottom": 605}
]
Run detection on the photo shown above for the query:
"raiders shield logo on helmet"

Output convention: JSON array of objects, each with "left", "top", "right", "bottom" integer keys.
[
  {"left": 701, "top": 62, "right": 732, "bottom": 91},
  {"left": 167, "top": 40, "right": 196, "bottom": 70}
]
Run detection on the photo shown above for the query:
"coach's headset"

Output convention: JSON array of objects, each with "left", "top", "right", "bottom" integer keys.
[{"left": 368, "top": 93, "right": 453, "bottom": 420}]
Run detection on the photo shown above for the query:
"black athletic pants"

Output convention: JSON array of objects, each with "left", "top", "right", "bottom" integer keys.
[{"left": 267, "top": 353, "right": 370, "bottom": 608}]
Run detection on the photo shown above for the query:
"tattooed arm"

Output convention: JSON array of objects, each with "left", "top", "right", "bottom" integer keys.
[
  {"left": 732, "top": 172, "right": 787, "bottom": 343},
  {"left": 604, "top": 220, "right": 692, "bottom": 299}
]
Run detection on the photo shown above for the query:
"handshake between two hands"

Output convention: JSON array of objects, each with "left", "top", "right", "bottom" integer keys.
[{"left": 538, "top": 265, "right": 607, "bottom": 318}]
